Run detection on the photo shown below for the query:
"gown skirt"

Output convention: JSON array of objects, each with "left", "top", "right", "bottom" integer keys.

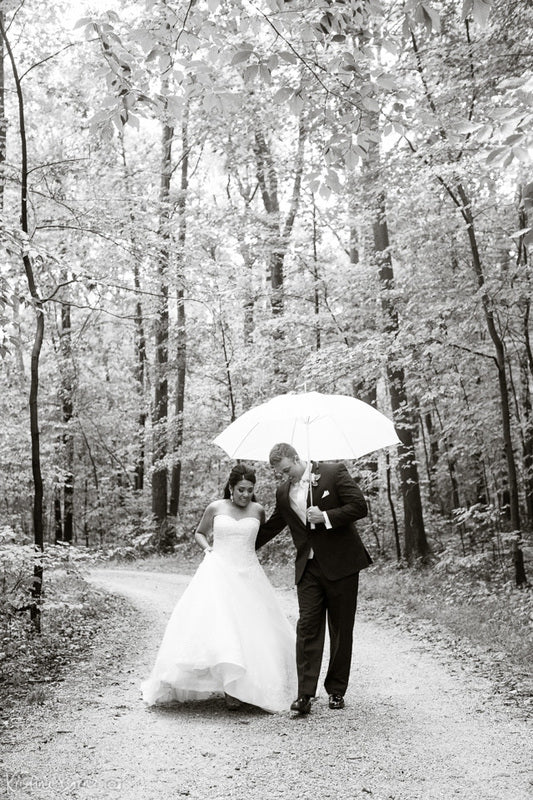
[{"left": 140, "top": 515, "right": 297, "bottom": 713}]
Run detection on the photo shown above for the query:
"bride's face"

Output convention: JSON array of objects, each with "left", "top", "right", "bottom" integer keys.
[{"left": 231, "top": 479, "right": 255, "bottom": 508}]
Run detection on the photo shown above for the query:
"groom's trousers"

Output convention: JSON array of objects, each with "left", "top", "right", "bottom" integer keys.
[{"left": 296, "top": 558, "right": 359, "bottom": 697}]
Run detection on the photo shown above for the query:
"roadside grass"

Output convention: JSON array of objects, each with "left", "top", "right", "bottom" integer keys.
[
  {"left": 358, "top": 560, "right": 533, "bottom": 708},
  {"left": 101, "top": 548, "right": 199, "bottom": 575},
  {"left": 360, "top": 563, "right": 532, "bottom": 663},
  {"left": 0, "top": 567, "right": 132, "bottom": 712}
]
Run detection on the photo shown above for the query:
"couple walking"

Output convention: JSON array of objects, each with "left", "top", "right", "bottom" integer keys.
[{"left": 141, "top": 443, "right": 372, "bottom": 714}]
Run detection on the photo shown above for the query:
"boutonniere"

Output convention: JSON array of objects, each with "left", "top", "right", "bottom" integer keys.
[{"left": 310, "top": 472, "right": 321, "bottom": 487}]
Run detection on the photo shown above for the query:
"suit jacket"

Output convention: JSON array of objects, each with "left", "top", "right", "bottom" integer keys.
[{"left": 256, "top": 461, "right": 372, "bottom": 584}]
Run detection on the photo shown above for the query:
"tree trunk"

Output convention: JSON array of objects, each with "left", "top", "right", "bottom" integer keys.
[
  {"left": 455, "top": 183, "right": 526, "bottom": 585},
  {"left": 133, "top": 273, "right": 147, "bottom": 493},
  {"left": 151, "top": 116, "right": 173, "bottom": 523},
  {"left": 83, "top": 479, "right": 89, "bottom": 547},
  {"left": 238, "top": 238, "right": 256, "bottom": 410},
  {"left": 517, "top": 183, "right": 533, "bottom": 525},
  {"left": 0, "top": 11, "right": 5, "bottom": 211},
  {"left": 54, "top": 489, "right": 63, "bottom": 544},
  {"left": 169, "top": 102, "right": 189, "bottom": 518},
  {"left": 386, "top": 452, "right": 401, "bottom": 561},
  {"left": 241, "top": 241, "right": 256, "bottom": 350},
  {"left": 520, "top": 357, "right": 533, "bottom": 525},
  {"left": 311, "top": 195, "right": 321, "bottom": 351},
  {"left": 422, "top": 412, "right": 439, "bottom": 505},
  {"left": 373, "top": 195, "right": 429, "bottom": 563},
  {"left": 60, "top": 287, "right": 74, "bottom": 543},
  {"left": 356, "top": 72, "right": 425, "bottom": 558},
  {"left": 119, "top": 133, "right": 147, "bottom": 494},
  {"left": 230, "top": 182, "right": 257, "bottom": 408},
  {"left": 254, "top": 128, "right": 283, "bottom": 316},
  {"left": 1, "top": 17, "right": 44, "bottom": 630},
  {"left": 253, "top": 118, "right": 306, "bottom": 384}
]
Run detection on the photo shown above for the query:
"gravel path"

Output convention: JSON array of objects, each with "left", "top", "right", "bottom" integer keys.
[{"left": 2, "top": 567, "right": 531, "bottom": 800}]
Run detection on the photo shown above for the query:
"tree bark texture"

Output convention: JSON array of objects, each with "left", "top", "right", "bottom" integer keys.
[
  {"left": 1, "top": 17, "right": 45, "bottom": 629},
  {"left": 119, "top": 133, "right": 147, "bottom": 494},
  {"left": 151, "top": 116, "right": 173, "bottom": 523},
  {"left": 0, "top": 11, "right": 5, "bottom": 211},
  {"left": 454, "top": 183, "right": 526, "bottom": 585},
  {"left": 253, "top": 128, "right": 283, "bottom": 316},
  {"left": 54, "top": 490, "right": 63, "bottom": 544},
  {"left": 253, "top": 118, "right": 306, "bottom": 387},
  {"left": 60, "top": 294, "right": 74, "bottom": 543},
  {"left": 373, "top": 195, "right": 429, "bottom": 563},
  {"left": 311, "top": 195, "right": 321, "bottom": 351},
  {"left": 517, "top": 184, "right": 533, "bottom": 526},
  {"left": 169, "top": 102, "right": 189, "bottom": 518}
]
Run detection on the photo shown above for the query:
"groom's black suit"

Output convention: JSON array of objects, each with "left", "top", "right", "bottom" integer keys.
[{"left": 256, "top": 461, "right": 371, "bottom": 699}]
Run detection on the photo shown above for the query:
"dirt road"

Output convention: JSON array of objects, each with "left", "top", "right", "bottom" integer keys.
[{"left": 2, "top": 567, "right": 531, "bottom": 800}]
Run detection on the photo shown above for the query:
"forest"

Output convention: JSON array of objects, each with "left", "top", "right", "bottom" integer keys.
[{"left": 1, "top": 0, "right": 532, "bottom": 651}]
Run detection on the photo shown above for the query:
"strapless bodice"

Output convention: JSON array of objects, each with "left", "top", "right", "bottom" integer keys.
[{"left": 211, "top": 514, "right": 260, "bottom": 569}]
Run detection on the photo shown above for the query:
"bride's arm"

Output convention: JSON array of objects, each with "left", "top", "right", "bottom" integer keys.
[{"left": 194, "top": 502, "right": 216, "bottom": 552}]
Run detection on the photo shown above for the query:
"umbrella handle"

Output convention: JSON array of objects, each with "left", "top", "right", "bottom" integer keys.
[
  {"left": 307, "top": 425, "right": 315, "bottom": 530},
  {"left": 308, "top": 469, "right": 315, "bottom": 531}
]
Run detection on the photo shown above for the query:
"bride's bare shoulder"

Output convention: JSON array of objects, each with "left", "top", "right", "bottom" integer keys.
[
  {"left": 210, "top": 499, "right": 230, "bottom": 510},
  {"left": 205, "top": 499, "right": 228, "bottom": 515},
  {"left": 250, "top": 501, "right": 265, "bottom": 519}
]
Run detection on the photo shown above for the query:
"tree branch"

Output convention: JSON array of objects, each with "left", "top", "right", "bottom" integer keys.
[
  {"left": 19, "top": 41, "right": 83, "bottom": 80},
  {"left": 245, "top": 0, "right": 363, "bottom": 114},
  {"left": 455, "top": 18, "right": 478, "bottom": 162},
  {"left": 435, "top": 337, "right": 498, "bottom": 365},
  {"left": 27, "top": 157, "right": 89, "bottom": 175}
]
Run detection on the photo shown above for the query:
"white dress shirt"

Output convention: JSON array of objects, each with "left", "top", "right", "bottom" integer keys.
[
  {"left": 289, "top": 466, "right": 310, "bottom": 525},
  {"left": 288, "top": 464, "right": 332, "bottom": 559}
]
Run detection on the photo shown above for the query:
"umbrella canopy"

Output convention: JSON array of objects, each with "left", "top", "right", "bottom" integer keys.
[{"left": 213, "top": 391, "right": 400, "bottom": 462}]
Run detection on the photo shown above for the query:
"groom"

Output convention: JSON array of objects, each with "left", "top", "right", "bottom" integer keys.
[{"left": 256, "top": 443, "right": 371, "bottom": 714}]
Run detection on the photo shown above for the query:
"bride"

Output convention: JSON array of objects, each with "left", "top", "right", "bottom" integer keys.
[{"left": 141, "top": 464, "right": 297, "bottom": 713}]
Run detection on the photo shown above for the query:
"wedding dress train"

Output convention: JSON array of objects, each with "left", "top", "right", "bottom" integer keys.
[{"left": 141, "top": 515, "right": 297, "bottom": 713}]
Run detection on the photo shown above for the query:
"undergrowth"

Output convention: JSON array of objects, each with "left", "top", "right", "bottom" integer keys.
[{"left": 0, "top": 563, "right": 127, "bottom": 709}]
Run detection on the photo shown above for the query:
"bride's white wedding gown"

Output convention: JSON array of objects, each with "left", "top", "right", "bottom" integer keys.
[{"left": 141, "top": 514, "right": 297, "bottom": 713}]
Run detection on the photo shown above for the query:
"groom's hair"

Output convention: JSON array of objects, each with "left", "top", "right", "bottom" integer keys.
[{"left": 269, "top": 443, "right": 298, "bottom": 466}]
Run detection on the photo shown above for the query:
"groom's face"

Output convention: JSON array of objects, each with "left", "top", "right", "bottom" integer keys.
[{"left": 274, "top": 456, "right": 304, "bottom": 485}]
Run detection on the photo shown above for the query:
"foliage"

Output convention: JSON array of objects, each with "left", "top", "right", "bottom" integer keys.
[
  {"left": 0, "top": 529, "right": 111, "bottom": 700},
  {"left": 0, "top": 0, "right": 531, "bottom": 594}
]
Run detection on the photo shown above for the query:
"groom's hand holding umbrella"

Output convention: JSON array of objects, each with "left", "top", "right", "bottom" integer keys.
[{"left": 307, "top": 505, "right": 327, "bottom": 525}]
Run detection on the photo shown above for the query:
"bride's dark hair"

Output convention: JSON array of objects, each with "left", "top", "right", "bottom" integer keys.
[{"left": 223, "top": 464, "right": 257, "bottom": 501}]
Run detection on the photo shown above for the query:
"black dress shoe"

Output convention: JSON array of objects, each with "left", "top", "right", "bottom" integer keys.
[
  {"left": 328, "top": 694, "right": 345, "bottom": 709},
  {"left": 290, "top": 695, "right": 312, "bottom": 714}
]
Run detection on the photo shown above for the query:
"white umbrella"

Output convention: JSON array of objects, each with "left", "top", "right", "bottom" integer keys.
[{"left": 213, "top": 391, "right": 400, "bottom": 462}]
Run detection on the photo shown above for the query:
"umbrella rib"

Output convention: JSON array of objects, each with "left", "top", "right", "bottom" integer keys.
[
  {"left": 227, "top": 421, "right": 262, "bottom": 456},
  {"left": 290, "top": 416, "right": 298, "bottom": 447}
]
